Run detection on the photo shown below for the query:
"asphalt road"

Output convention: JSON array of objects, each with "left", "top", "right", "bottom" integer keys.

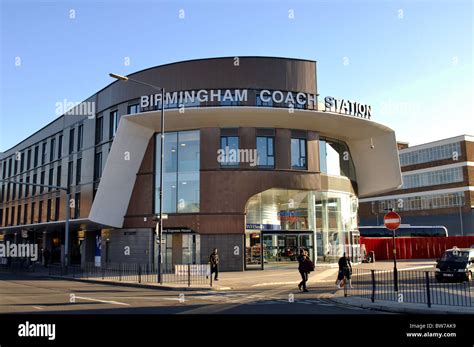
[{"left": 0, "top": 273, "right": 386, "bottom": 314}]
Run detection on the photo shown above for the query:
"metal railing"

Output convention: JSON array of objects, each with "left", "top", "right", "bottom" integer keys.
[
  {"left": 345, "top": 268, "right": 472, "bottom": 307},
  {"left": 47, "top": 262, "right": 213, "bottom": 287}
]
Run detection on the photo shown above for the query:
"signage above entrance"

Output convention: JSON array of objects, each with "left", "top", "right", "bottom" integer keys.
[
  {"left": 139, "top": 88, "right": 318, "bottom": 112},
  {"left": 324, "top": 96, "right": 372, "bottom": 119}
]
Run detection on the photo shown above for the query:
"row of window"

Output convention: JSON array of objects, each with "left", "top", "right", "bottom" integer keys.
[
  {"left": 402, "top": 167, "right": 464, "bottom": 189},
  {"left": 399, "top": 142, "right": 462, "bottom": 166},
  {"left": 377, "top": 191, "right": 465, "bottom": 212},
  {"left": 0, "top": 193, "right": 80, "bottom": 227},
  {"left": 219, "top": 129, "right": 308, "bottom": 169}
]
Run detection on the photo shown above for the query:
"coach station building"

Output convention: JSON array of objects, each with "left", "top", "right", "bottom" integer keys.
[{"left": 0, "top": 57, "right": 402, "bottom": 271}]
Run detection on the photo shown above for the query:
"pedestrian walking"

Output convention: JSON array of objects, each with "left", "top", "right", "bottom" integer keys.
[
  {"left": 336, "top": 252, "right": 352, "bottom": 288},
  {"left": 209, "top": 248, "right": 219, "bottom": 281},
  {"left": 297, "top": 249, "right": 314, "bottom": 292}
]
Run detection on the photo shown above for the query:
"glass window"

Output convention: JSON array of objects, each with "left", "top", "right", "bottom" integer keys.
[
  {"left": 49, "top": 138, "right": 56, "bottom": 161},
  {"left": 177, "top": 131, "right": 200, "bottom": 212},
  {"left": 291, "top": 138, "right": 307, "bottom": 169},
  {"left": 58, "top": 135, "right": 63, "bottom": 159},
  {"left": 74, "top": 192, "right": 81, "bottom": 219},
  {"left": 319, "top": 137, "right": 356, "bottom": 181},
  {"left": 220, "top": 136, "right": 239, "bottom": 167},
  {"left": 94, "top": 152, "right": 102, "bottom": 181},
  {"left": 69, "top": 128, "right": 75, "bottom": 154},
  {"left": 67, "top": 161, "right": 73, "bottom": 187},
  {"left": 42, "top": 142, "right": 47, "bottom": 164},
  {"left": 256, "top": 136, "right": 275, "bottom": 168},
  {"left": 109, "top": 111, "right": 118, "bottom": 139},
  {"left": 128, "top": 104, "right": 139, "bottom": 114},
  {"left": 56, "top": 165, "right": 62, "bottom": 187},
  {"left": 155, "top": 130, "right": 200, "bottom": 214},
  {"left": 77, "top": 124, "right": 84, "bottom": 150},
  {"left": 96, "top": 116, "right": 104, "bottom": 144},
  {"left": 76, "top": 158, "right": 82, "bottom": 185}
]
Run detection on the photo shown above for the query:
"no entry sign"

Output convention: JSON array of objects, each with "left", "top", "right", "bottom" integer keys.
[{"left": 384, "top": 211, "right": 401, "bottom": 231}]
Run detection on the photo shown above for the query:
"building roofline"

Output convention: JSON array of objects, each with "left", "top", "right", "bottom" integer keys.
[
  {"left": 1, "top": 56, "right": 316, "bottom": 155},
  {"left": 399, "top": 135, "right": 474, "bottom": 154}
]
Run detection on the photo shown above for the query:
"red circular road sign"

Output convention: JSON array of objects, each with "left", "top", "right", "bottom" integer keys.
[{"left": 384, "top": 211, "right": 401, "bottom": 231}]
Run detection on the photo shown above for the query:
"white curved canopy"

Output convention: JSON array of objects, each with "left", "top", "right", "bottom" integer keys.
[{"left": 89, "top": 107, "right": 402, "bottom": 228}]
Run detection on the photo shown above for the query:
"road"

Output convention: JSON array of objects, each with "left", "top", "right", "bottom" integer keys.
[{"left": 0, "top": 273, "right": 386, "bottom": 314}]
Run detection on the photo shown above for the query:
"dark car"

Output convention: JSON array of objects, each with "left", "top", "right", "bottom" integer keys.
[{"left": 435, "top": 248, "right": 474, "bottom": 282}]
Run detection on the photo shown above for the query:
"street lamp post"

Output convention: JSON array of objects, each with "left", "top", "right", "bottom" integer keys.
[
  {"left": 0, "top": 179, "right": 71, "bottom": 267},
  {"left": 109, "top": 73, "right": 165, "bottom": 284}
]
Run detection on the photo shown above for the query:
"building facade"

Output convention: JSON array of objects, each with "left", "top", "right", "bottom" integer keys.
[
  {"left": 0, "top": 57, "right": 402, "bottom": 271},
  {"left": 359, "top": 135, "right": 474, "bottom": 236}
]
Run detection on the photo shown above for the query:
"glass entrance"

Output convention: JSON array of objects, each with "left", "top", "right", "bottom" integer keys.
[
  {"left": 245, "top": 232, "right": 262, "bottom": 269},
  {"left": 262, "top": 232, "right": 314, "bottom": 265}
]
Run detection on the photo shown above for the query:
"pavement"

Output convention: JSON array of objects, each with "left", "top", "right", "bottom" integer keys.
[{"left": 1, "top": 259, "right": 471, "bottom": 314}]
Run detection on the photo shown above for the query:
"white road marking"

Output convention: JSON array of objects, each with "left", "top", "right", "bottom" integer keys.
[
  {"left": 74, "top": 296, "right": 130, "bottom": 306},
  {"left": 32, "top": 306, "right": 44, "bottom": 310}
]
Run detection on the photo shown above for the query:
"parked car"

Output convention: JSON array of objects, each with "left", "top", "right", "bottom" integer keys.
[{"left": 435, "top": 248, "right": 474, "bottom": 282}]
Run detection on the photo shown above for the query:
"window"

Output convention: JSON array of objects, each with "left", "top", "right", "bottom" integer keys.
[
  {"left": 30, "top": 202, "right": 35, "bottom": 224},
  {"left": 109, "top": 111, "right": 118, "bottom": 139},
  {"left": 94, "top": 152, "right": 102, "bottom": 180},
  {"left": 55, "top": 197, "right": 60, "bottom": 221},
  {"left": 77, "top": 124, "right": 84, "bottom": 150},
  {"left": 400, "top": 142, "right": 462, "bottom": 166},
  {"left": 5, "top": 207, "right": 8, "bottom": 226},
  {"left": 48, "top": 167, "right": 54, "bottom": 191},
  {"left": 42, "top": 141, "right": 47, "bottom": 164},
  {"left": 67, "top": 161, "right": 73, "bottom": 187},
  {"left": 69, "top": 128, "right": 75, "bottom": 154},
  {"left": 40, "top": 170, "right": 45, "bottom": 193},
  {"left": 50, "top": 138, "right": 56, "bottom": 161},
  {"left": 14, "top": 156, "right": 18, "bottom": 174},
  {"left": 74, "top": 192, "right": 81, "bottom": 219},
  {"left": 23, "top": 204, "right": 28, "bottom": 225},
  {"left": 291, "top": 138, "right": 307, "bottom": 169},
  {"left": 11, "top": 207, "right": 15, "bottom": 226},
  {"left": 128, "top": 104, "right": 139, "bottom": 114},
  {"left": 8, "top": 157, "right": 12, "bottom": 176},
  {"left": 38, "top": 201, "right": 43, "bottom": 223},
  {"left": 20, "top": 152, "right": 25, "bottom": 172},
  {"left": 12, "top": 182, "right": 16, "bottom": 200},
  {"left": 18, "top": 179, "right": 23, "bottom": 198},
  {"left": 56, "top": 165, "right": 62, "bottom": 187},
  {"left": 0, "top": 208, "right": 3, "bottom": 227},
  {"left": 58, "top": 135, "right": 63, "bottom": 158},
  {"left": 96, "top": 116, "right": 104, "bottom": 144},
  {"left": 32, "top": 173, "right": 37, "bottom": 195},
  {"left": 256, "top": 135, "right": 275, "bottom": 168},
  {"left": 17, "top": 205, "right": 21, "bottom": 225},
  {"left": 26, "top": 149, "right": 31, "bottom": 170},
  {"left": 155, "top": 130, "right": 200, "bottom": 213},
  {"left": 319, "top": 137, "right": 356, "bottom": 180},
  {"left": 47, "top": 199, "right": 52, "bottom": 222},
  {"left": 25, "top": 176, "right": 30, "bottom": 198},
  {"left": 220, "top": 136, "right": 239, "bottom": 167},
  {"left": 34, "top": 146, "right": 39, "bottom": 167},
  {"left": 76, "top": 158, "right": 82, "bottom": 185}
]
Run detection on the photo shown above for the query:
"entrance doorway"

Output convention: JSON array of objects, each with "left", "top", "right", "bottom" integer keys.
[{"left": 245, "top": 231, "right": 314, "bottom": 270}]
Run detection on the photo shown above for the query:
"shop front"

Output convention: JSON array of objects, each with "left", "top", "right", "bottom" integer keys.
[{"left": 245, "top": 188, "right": 360, "bottom": 270}]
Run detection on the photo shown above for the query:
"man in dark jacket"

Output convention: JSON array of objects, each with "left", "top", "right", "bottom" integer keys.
[
  {"left": 336, "top": 252, "right": 352, "bottom": 288},
  {"left": 209, "top": 248, "right": 219, "bottom": 281},
  {"left": 297, "top": 249, "right": 310, "bottom": 292}
]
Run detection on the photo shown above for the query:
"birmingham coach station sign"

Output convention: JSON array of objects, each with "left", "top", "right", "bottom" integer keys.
[{"left": 139, "top": 89, "right": 372, "bottom": 119}]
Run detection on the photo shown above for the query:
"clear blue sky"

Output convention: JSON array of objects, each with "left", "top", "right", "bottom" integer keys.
[{"left": 0, "top": 0, "right": 472, "bottom": 152}]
